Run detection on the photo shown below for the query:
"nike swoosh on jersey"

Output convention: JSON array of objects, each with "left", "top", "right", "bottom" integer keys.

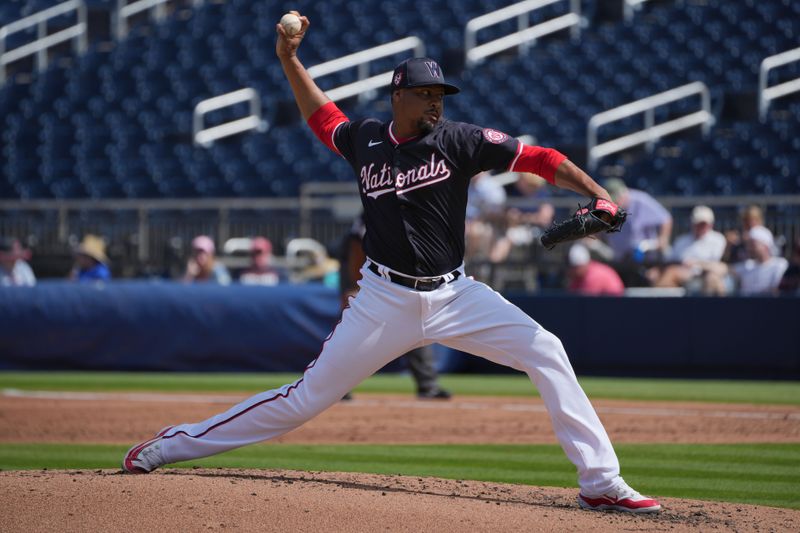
[{"left": 368, "top": 140, "right": 383, "bottom": 147}]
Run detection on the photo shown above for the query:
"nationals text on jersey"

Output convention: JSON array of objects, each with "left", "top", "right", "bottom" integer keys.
[{"left": 360, "top": 154, "right": 452, "bottom": 199}]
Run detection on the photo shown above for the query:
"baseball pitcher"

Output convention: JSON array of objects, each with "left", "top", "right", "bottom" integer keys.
[{"left": 123, "top": 12, "right": 658, "bottom": 514}]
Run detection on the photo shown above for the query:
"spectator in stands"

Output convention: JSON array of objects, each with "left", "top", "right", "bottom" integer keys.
[
  {"left": 566, "top": 243, "right": 625, "bottom": 296},
  {"left": 0, "top": 237, "right": 36, "bottom": 286},
  {"left": 778, "top": 236, "right": 800, "bottom": 295},
  {"left": 723, "top": 204, "right": 767, "bottom": 263},
  {"left": 602, "top": 178, "right": 672, "bottom": 263},
  {"left": 183, "top": 235, "right": 231, "bottom": 285},
  {"left": 704, "top": 226, "right": 788, "bottom": 296},
  {"left": 489, "top": 172, "right": 555, "bottom": 264},
  {"left": 239, "top": 237, "right": 285, "bottom": 286},
  {"left": 464, "top": 171, "right": 507, "bottom": 264},
  {"left": 70, "top": 234, "right": 111, "bottom": 282},
  {"left": 651, "top": 205, "right": 726, "bottom": 289}
]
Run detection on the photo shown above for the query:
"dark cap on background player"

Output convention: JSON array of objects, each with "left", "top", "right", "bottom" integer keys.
[{"left": 390, "top": 58, "right": 460, "bottom": 95}]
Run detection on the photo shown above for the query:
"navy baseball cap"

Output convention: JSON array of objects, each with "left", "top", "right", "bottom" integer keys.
[{"left": 391, "top": 58, "right": 460, "bottom": 95}]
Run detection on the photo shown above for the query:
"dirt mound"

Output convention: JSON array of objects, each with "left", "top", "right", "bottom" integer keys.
[{"left": 2, "top": 469, "right": 797, "bottom": 533}]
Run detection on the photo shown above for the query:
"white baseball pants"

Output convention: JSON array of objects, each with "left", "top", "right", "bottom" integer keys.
[{"left": 159, "top": 260, "right": 621, "bottom": 494}]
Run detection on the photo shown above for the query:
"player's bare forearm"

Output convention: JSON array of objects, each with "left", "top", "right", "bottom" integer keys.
[
  {"left": 275, "top": 12, "right": 330, "bottom": 120},
  {"left": 553, "top": 160, "right": 611, "bottom": 201},
  {"left": 279, "top": 56, "right": 330, "bottom": 120}
]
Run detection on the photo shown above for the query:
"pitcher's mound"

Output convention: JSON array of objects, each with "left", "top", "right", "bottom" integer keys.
[{"left": 2, "top": 469, "right": 797, "bottom": 532}]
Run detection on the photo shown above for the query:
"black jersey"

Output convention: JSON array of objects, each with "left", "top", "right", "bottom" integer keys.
[{"left": 333, "top": 118, "right": 520, "bottom": 276}]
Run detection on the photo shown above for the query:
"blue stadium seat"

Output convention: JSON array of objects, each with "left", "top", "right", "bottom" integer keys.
[{"left": 0, "top": 0, "right": 797, "bottom": 200}]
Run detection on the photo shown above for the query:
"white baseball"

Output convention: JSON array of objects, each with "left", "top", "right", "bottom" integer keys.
[{"left": 280, "top": 13, "right": 301, "bottom": 36}]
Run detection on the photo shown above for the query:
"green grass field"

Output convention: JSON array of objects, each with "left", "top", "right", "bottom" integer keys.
[
  {"left": 2, "top": 371, "right": 800, "bottom": 404},
  {"left": 1, "top": 442, "right": 798, "bottom": 509},
  {"left": 1, "top": 371, "right": 799, "bottom": 510}
]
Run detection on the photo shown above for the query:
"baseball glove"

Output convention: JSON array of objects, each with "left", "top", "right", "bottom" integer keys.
[{"left": 540, "top": 198, "right": 627, "bottom": 250}]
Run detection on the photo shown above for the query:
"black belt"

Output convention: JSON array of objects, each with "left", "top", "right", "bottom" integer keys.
[{"left": 367, "top": 261, "right": 461, "bottom": 291}]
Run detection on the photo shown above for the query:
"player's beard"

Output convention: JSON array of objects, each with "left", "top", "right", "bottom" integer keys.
[{"left": 417, "top": 117, "right": 435, "bottom": 134}]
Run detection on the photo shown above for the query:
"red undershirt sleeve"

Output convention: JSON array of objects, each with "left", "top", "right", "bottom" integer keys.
[
  {"left": 306, "top": 101, "right": 349, "bottom": 155},
  {"left": 509, "top": 143, "right": 567, "bottom": 184}
]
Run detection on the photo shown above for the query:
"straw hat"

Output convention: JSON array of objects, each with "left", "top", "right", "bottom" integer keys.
[{"left": 77, "top": 234, "right": 109, "bottom": 264}]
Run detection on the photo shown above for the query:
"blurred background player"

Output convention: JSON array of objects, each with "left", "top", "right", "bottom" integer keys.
[{"left": 340, "top": 214, "right": 451, "bottom": 400}]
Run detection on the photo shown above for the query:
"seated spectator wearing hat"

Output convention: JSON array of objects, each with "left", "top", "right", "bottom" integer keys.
[
  {"left": 239, "top": 237, "right": 285, "bottom": 286},
  {"left": 566, "top": 243, "right": 625, "bottom": 296},
  {"left": 0, "top": 237, "right": 36, "bottom": 286},
  {"left": 488, "top": 172, "right": 556, "bottom": 265},
  {"left": 183, "top": 235, "right": 231, "bottom": 285},
  {"left": 704, "top": 226, "right": 788, "bottom": 296},
  {"left": 651, "top": 205, "right": 726, "bottom": 289},
  {"left": 70, "top": 235, "right": 111, "bottom": 282}
]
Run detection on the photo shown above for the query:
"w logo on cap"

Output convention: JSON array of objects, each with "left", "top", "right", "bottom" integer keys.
[{"left": 424, "top": 61, "right": 441, "bottom": 78}]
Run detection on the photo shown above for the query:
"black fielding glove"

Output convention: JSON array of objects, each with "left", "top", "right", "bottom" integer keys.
[{"left": 540, "top": 198, "right": 627, "bottom": 250}]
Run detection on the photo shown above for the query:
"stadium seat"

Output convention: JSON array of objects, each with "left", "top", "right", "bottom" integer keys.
[{"left": 0, "top": 0, "right": 797, "bottom": 199}]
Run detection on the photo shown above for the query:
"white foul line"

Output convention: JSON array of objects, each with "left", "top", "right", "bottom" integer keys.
[
  {"left": 2, "top": 388, "right": 799, "bottom": 421},
  {"left": 0, "top": 388, "right": 242, "bottom": 404}
]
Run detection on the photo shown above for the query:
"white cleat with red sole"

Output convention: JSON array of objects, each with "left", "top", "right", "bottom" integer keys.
[
  {"left": 122, "top": 426, "right": 174, "bottom": 474},
  {"left": 578, "top": 479, "right": 661, "bottom": 513}
]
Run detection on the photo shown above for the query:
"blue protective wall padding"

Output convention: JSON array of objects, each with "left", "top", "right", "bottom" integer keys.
[
  {"left": 0, "top": 281, "right": 341, "bottom": 372},
  {"left": 0, "top": 282, "right": 798, "bottom": 378}
]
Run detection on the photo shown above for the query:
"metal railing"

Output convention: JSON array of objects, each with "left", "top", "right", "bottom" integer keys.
[
  {"left": 115, "top": 0, "right": 169, "bottom": 39},
  {"left": 2, "top": 193, "right": 798, "bottom": 277},
  {"left": 0, "top": 0, "right": 88, "bottom": 83},
  {"left": 306, "top": 36, "right": 425, "bottom": 102},
  {"left": 623, "top": 0, "right": 650, "bottom": 21},
  {"left": 587, "top": 81, "right": 714, "bottom": 171},
  {"left": 464, "top": 0, "right": 581, "bottom": 68},
  {"left": 623, "top": 0, "right": 685, "bottom": 22},
  {"left": 0, "top": 193, "right": 350, "bottom": 266},
  {"left": 193, "top": 88, "right": 267, "bottom": 147},
  {"left": 758, "top": 46, "right": 800, "bottom": 122}
]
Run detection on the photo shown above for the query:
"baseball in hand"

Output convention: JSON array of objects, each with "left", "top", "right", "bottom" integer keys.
[{"left": 280, "top": 13, "right": 302, "bottom": 36}]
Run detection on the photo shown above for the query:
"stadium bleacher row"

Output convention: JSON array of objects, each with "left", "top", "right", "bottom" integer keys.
[{"left": 1, "top": 0, "right": 798, "bottom": 201}]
